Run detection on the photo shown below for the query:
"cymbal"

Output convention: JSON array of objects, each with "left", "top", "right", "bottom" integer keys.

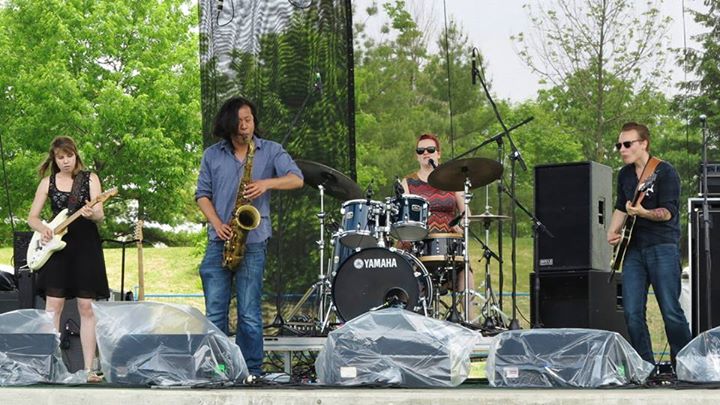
[
  {"left": 468, "top": 213, "right": 510, "bottom": 222},
  {"left": 427, "top": 157, "right": 503, "bottom": 191},
  {"left": 296, "top": 159, "right": 363, "bottom": 201}
]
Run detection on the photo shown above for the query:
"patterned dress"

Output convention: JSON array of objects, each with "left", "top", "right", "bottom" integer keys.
[
  {"left": 405, "top": 173, "right": 458, "bottom": 233},
  {"left": 36, "top": 171, "right": 109, "bottom": 299}
]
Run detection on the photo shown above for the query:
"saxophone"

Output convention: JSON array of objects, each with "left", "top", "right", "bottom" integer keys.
[{"left": 222, "top": 138, "right": 262, "bottom": 269}]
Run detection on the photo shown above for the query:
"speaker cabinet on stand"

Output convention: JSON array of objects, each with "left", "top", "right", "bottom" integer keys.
[{"left": 688, "top": 198, "right": 720, "bottom": 336}]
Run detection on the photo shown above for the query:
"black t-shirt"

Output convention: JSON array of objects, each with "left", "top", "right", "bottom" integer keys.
[{"left": 614, "top": 160, "right": 680, "bottom": 249}]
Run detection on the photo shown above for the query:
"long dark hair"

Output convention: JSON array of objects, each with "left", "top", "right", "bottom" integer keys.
[
  {"left": 38, "top": 136, "right": 85, "bottom": 178},
  {"left": 212, "top": 96, "right": 261, "bottom": 141}
]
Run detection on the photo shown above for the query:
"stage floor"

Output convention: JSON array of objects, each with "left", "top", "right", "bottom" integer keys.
[{"left": 0, "top": 385, "right": 718, "bottom": 405}]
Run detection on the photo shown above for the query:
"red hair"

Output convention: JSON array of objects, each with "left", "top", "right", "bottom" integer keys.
[{"left": 417, "top": 133, "right": 441, "bottom": 152}]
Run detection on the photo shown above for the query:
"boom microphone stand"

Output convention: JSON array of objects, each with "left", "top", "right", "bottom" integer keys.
[{"left": 471, "top": 50, "right": 529, "bottom": 329}]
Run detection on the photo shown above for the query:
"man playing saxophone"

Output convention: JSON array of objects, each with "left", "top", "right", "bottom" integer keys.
[{"left": 195, "top": 96, "right": 304, "bottom": 378}]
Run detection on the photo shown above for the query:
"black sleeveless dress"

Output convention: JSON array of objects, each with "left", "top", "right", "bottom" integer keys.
[{"left": 36, "top": 172, "right": 110, "bottom": 299}]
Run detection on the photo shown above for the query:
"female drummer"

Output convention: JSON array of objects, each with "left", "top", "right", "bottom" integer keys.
[{"left": 401, "top": 133, "right": 475, "bottom": 317}]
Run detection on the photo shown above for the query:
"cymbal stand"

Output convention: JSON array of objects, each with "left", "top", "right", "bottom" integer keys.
[
  {"left": 470, "top": 226, "right": 506, "bottom": 331},
  {"left": 283, "top": 185, "right": 335, "bottom": 334},
  {"left": 462, "top": 175, "right": 473, "bottom": 322}
]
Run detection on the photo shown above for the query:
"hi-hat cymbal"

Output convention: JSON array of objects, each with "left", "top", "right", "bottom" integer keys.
[
  {"left": 296, "top": 159, "right": 363, "bottom": 201},
  {"left": 427, "top": 157, "right": 503, "bottom": 191},
  {"left": 468, "top": 213, "right": 510, "bottom": 222}
]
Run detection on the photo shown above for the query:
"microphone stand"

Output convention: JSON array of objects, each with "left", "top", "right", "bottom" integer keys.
[
  {"left": 700, "top": 115, "right": 713, "bottom": 330},
  {"left": 497, "top": 184, "right": 554, "bottom": 329},
  {"left": 468, "top": 50, "right": 532, "bottom": 323}
]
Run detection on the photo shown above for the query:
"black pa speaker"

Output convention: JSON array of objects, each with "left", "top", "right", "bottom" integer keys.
[
  {"left": 688, "top": 198, "right": 720, "bottom": 335},
  {"left": 0, "top": 333, "right": 58, "bottom": 384},
  {"left": 535, "top": 161, "right": 612, "bottom": 271},
  {"left": 530, "top": 270, "right": 628, "bottom": 339},
  {"left": 13, "top": 231, "right": 33, "bottom": 275},
  {"left": 109, "top": 334, "right": 240, "bottom": 385},
  {"left": 489, "top": 329, "right": 650, "bottom": 387}
]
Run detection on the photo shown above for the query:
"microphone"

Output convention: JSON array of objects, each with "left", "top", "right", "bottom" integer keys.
[
  {"left": 314, "top": 72, "right": 323, "bottom": 95},
  {"left": 217, "top": 0, "right": 224, "bottom": 11},
  {"left": 448, "top": 211, "right": 464, "bottom": 228},
  {"left": 428, "top": 158, "right": 437, "bottom": 169},
  {"left": 471, "top": 49, "right": 477, "bottom": 85}
]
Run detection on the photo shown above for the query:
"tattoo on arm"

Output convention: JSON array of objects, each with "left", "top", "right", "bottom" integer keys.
[{"left": 647, "top": 207, "right": 671, "bottom": 221}]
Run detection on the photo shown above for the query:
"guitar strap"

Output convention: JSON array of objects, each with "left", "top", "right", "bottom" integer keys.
[
  {"left": 635, "top": 157, "right": 662, "bottom": 205},
  {"left": 67, "top": 171, "right": 89, "bottom": 214}
]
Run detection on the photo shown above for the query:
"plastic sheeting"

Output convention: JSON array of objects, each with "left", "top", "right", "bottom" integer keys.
[
  {"left": 0, "top": 309, "right": 84, "bottom": 386},
  {"left": 487, "top": 328, "right": 654, "bottom": 388},
  {"left": 677, "top": 326, "right": 720, "bottom": 382},
  {"left": 315, "top": 308, "right": 480, "bottom": 387},
  {"left": 93, "top": 301, "right": 248, "bottom": 386}
]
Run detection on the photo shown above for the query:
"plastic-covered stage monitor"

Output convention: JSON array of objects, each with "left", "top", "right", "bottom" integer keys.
[
  {"left": 487, "top": 328, "right": 654, "bottom": 388},
  {"left": 93, "top": 301, "right": 248, "bottom": 386},
  {"left": 677, "top": 326, "right": 720, "bottom": 382},
  {"left": 315, "top": 308, "right": 480, "bottom": 387},
  {"left": 0, "top": 309, "right": 84, "bottom": 386}
]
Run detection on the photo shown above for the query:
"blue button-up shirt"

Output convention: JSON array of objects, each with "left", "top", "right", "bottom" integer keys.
[{"left": 195, "top": 136, "right": 303, "bottom": 243}]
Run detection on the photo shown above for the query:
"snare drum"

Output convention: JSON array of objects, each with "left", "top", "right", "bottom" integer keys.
[
  {"left": 417, "top": 233, "right": 465, "bottom": 274},
  {"left": 339, "top": 199, "right": 385, "bottom": 248},
  {"left": 390, "top": 194, "right": 429, "bottom": 241},
  {"left": 332, "top": 247, "right": 432, "bottom": 321}
]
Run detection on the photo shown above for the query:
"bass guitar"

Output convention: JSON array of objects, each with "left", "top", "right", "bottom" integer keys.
[
  {"left": 609, "top": 173, "right": 657, "bottom": 271},
  {"left": 27, "top": 187, "right": 118, "bottom": 271}
]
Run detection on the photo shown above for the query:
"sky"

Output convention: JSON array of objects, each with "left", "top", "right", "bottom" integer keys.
[{"left": 353, "top": 0, "right": 706, "bottom": 103}]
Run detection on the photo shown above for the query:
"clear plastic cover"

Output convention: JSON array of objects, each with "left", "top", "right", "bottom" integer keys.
[
  {"left": 676, "top": 326, "right": 720, "bottom": 382},
  {"left": 315, "top": 308, "right": 480, "bottom": 387},
  {"left": 93, "top": 301, "right": 248, "bottom": 386},
  {"left": 0, "top": 309, "right": 84, "bottom": 386},
  {"left": 487, "top": 328, "right": 654, "bottom": 388}
]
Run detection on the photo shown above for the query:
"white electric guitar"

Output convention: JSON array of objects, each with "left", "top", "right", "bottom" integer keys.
[{"left": 27, "top": 187, "right": 118, "bottom": 271}]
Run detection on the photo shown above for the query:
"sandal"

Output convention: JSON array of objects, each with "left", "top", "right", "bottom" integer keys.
[{"left": 86, "top": 370, "right": 104, "bottom": 384}]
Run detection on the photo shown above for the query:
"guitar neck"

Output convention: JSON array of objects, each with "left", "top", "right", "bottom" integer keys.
[{"left": 54, "top": 208, "right": 86, "bottom": 234}]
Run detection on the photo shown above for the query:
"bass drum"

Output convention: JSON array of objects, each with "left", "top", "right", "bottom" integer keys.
[{"left": 332, "top": 248, "right": 432, "bottom": 322}]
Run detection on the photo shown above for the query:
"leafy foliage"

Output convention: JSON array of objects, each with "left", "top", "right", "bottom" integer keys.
[{"left": 0, "top": 0, "right": 202, "bottom": 243}]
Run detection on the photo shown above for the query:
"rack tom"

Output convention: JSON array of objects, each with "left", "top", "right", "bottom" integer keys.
[{"left": 389, "top": 194, "right": 429, "bottom": 241}]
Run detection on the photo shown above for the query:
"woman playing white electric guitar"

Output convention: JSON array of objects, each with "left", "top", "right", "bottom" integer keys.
[{"left": 27, "top": 136, "right": 110, "bottom": 383}]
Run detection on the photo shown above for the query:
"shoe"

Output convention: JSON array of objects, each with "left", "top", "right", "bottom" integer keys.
[{"left": 86, "top": 370, "right": 104, "bottom": 384}]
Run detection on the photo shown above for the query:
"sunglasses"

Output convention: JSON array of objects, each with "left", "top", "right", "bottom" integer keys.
[
  {"left": 416, "top": 146, "right": 437, "bottom": 155},
  {"left": 614, "top": 139, "right": 642, "bottom": 151}
]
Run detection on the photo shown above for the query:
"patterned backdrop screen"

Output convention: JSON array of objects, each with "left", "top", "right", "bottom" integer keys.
[{"left": 198, "top": 0, "right": 354, "bottom": 318}]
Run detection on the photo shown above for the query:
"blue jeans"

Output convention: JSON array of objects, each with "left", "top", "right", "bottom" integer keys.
[
  {"left": 622, "top": 243, "right": 691, "bottom": 365},
  {"left": 200, "top": 240, "right": 267, "bottom": 375}
]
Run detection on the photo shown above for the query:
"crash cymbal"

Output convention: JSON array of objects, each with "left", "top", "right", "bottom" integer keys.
[
  {"left": 427, "top": 157, "right": 503, "bottom": 191},
  {"left": 296, "top": 159, "right": 363, "bottom": 201},
  {"left": 468, "top": 213, "right": 510, "bottom": 222}
]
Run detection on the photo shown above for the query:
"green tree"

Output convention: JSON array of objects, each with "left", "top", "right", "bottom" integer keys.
[
  {"left": 513, "top": 0, "right": 672, "bottom": 162},
  {"left": 0, "top": 0, "right": 201, "bottom": 242},
  {"left": 677, "top": 0, "right": 720, "bottom": 136}
]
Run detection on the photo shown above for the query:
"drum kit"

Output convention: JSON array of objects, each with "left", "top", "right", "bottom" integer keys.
[{"left": 291, "top": 157, "right": 511, "bottom": 334}]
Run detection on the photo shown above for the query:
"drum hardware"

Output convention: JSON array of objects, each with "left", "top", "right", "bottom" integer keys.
[
  {"left": 295, "top": 160, "right": 364, "bottom": 332},
  {"left": 467, "top": 227, "right": 508, "bottom": 333},
  {"left": 428, "top": 157, "right": 504, "bottom": 323}
]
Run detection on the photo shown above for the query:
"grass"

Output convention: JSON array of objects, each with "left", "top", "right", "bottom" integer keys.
[{"left": 0, "top": 234, "right": 673, "bottom": 359}]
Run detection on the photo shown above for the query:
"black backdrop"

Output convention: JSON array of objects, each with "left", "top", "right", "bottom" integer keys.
[{"left": 198, "top": 0, "right": 354, "bottom": 315}]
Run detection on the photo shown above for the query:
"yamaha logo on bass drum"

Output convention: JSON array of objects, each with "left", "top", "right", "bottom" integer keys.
[{"left": 353, "top": 257, "right": 398, "bottom": 269}]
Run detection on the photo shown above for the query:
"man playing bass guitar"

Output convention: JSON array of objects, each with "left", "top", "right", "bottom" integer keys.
[{"left": 606, "top": 122, "right": 691, "bottom": 372}]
